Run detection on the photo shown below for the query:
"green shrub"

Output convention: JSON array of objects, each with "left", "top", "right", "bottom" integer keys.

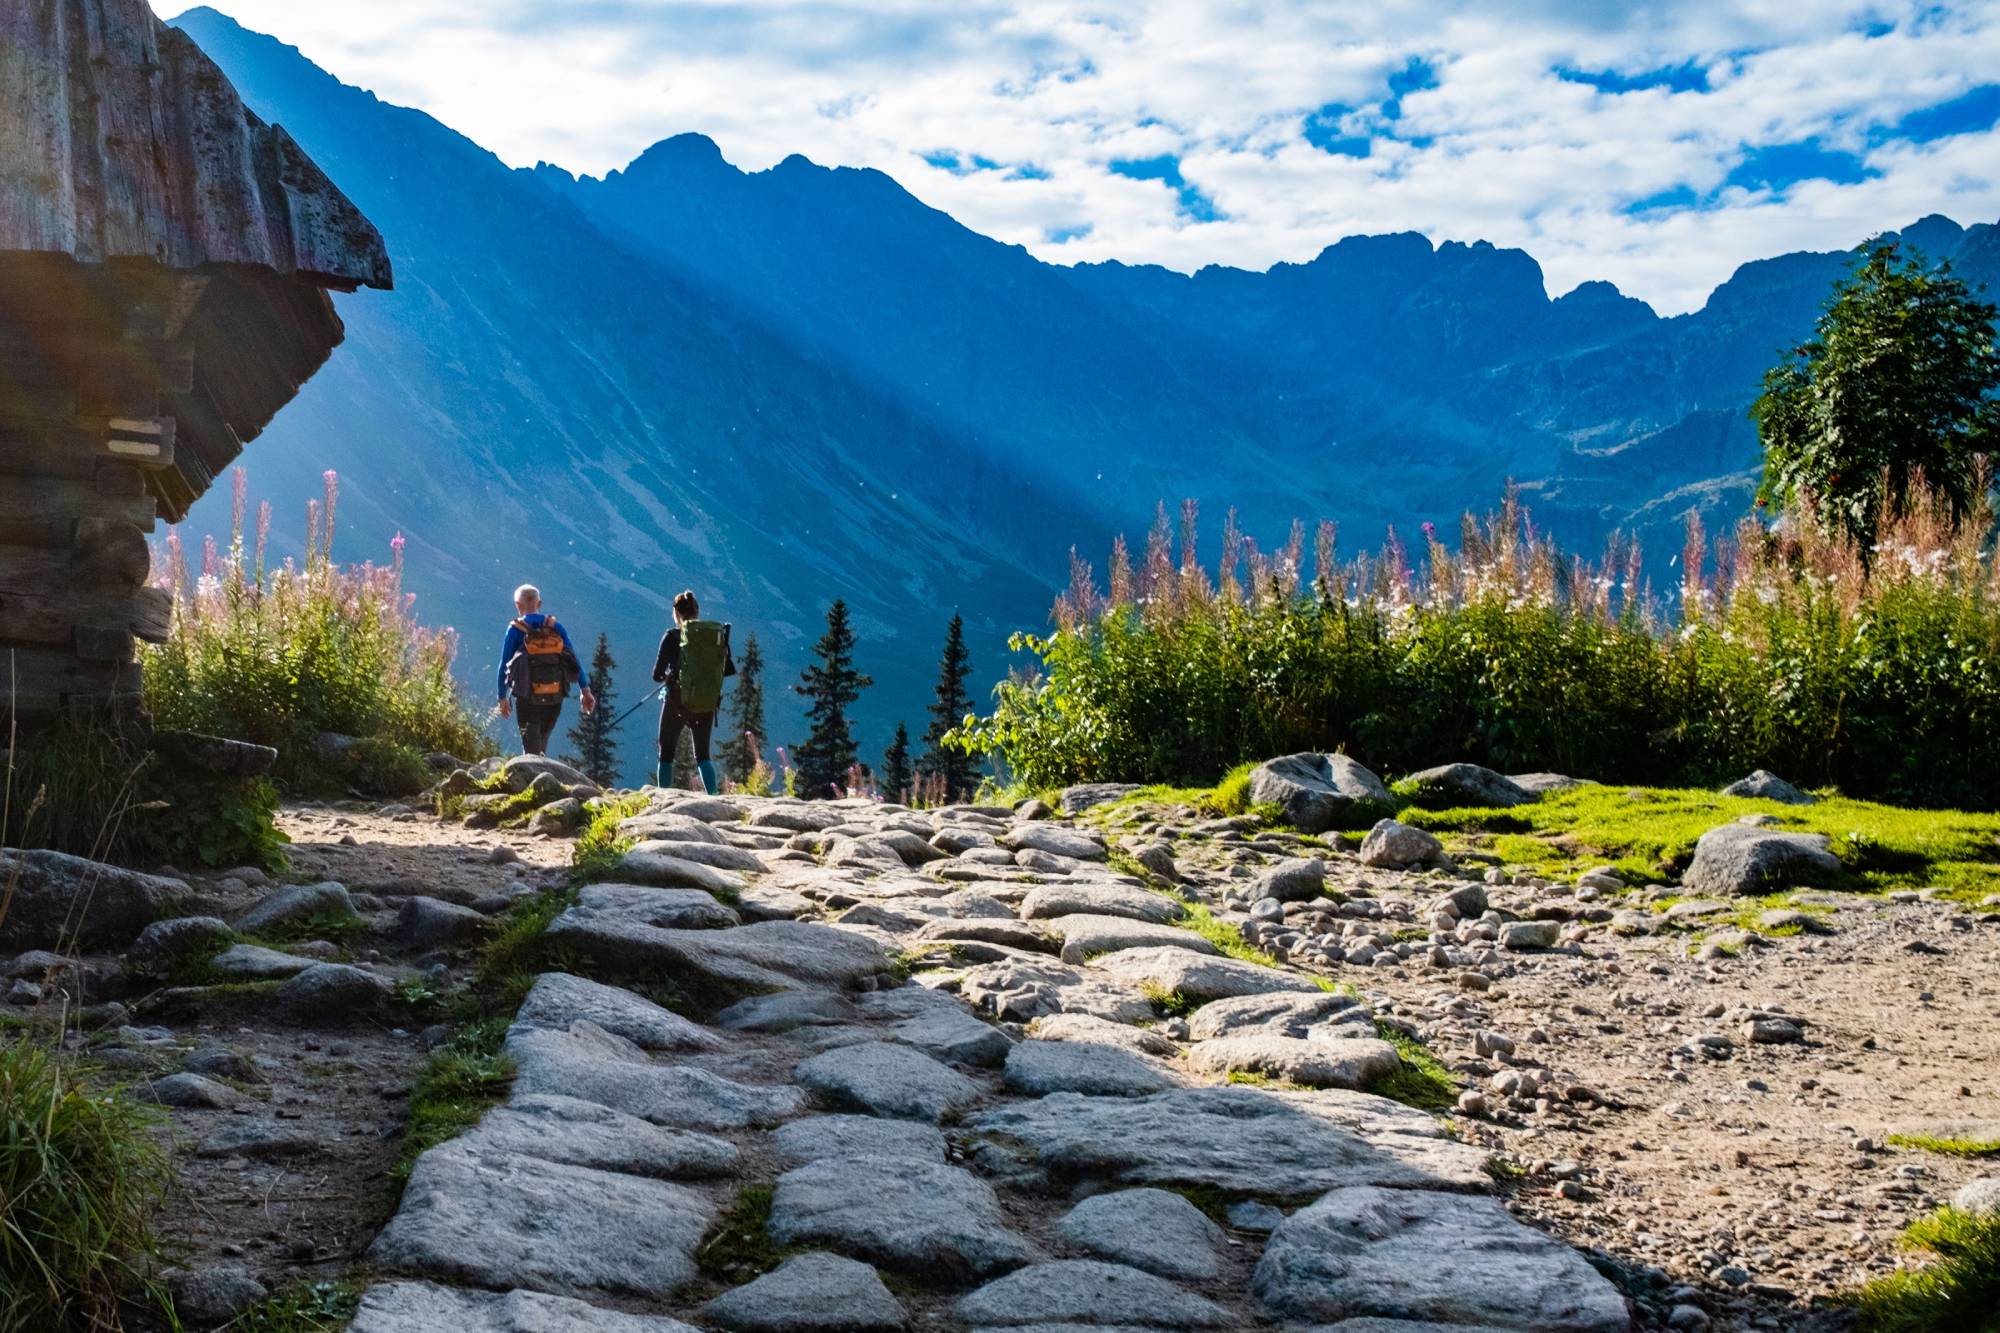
[
  {"left": 953, "top": 486, "right": 2000, "bottom": 808},
  {"left": 1846, "top": 1205, "right": 2000, "bottom": 1332},
  {"left": 143, "top": 470, "right": 496, "bottom": 797},
  {"left": 0, "top": 1041, "right": 172, "bottom": 1331}
]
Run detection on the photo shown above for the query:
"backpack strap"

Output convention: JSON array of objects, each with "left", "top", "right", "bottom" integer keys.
[{"left": 511, "top": 617, "right": 530, "bottom": 633}]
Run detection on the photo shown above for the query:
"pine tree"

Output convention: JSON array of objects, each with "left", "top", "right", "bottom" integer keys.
[
  {"left": 563, "top": 632, "right": 619, "bottom": 786},
  {"left": 791, "top": 600, "right": 872, "bottom": 800},
  {"left": 881, "top": 722, "right": 913, "bottom": 802},
  {"left": 718, "top": 633, "right": 766, "bottom": 783},
  {"left": 920, "top": 612, "right": 976, "bottom": 800}
]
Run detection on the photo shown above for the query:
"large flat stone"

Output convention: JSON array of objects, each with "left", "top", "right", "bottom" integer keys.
[
  {"left": 702, "top": 1252, "right": 907, "bottom": 1332},
  {"left": 1030, "top": 1012, "right": 1179, "bottom": 1057},
  {"left": 560, "top": 882, "right": 739, "bottom": 931},
  {"left": 1001, "top": 825, "right": 1108, "bottom": 861},
  {"left": 232, "top": 881, "right": 354, "bottom": 935},
  {"left": 616, "top": 812, "right": 729, "bottom": 844},
  {"left": 966, "top": 1087, "right": 1491, "bottom": 1195},
  {"left": 1047, "top": 915, "right": 1216, "bottom": 965},
  {"left": 856, "top": 984, "right": 1014, "bottom": 1067},
  {"left": 506, "top": 1024, "right": 804, "bottom": 1129},
  {"left": 369, "top": 1141, "right": 714, "bottom": 1300},
  {"left": 1020, "top": 884, "right": 1182, "bottom": 925},
  {"left": 350, "top": 1281, "right": 698, "bottom": 1333},
  {"left": 611, "top": 846, "right": 747, "bottom": 897},
  {"left": 768, "top": 1157, "right": 1037, "bottom": 1279},
  {"left": 712, "top": 990, "right": 859, "bottom": 1032},
  {"left": 514, "top": 972, "right": 723, "bottom": 1052},
  {"left": 207, "top": 943, "right": 315, "bottom": 980},
  {"left": 458, "top": 1093, "right": 737, "bottom": 1179},
  {"left": 1089, "top": 947, "right": 1320, "bottom": 1004},
  {"left": 1252, "top": 1186, "right": 1630, "bottom": 1331},
  {"left": 916, "top": 917, "right": 1061, "bottom": 954},
  {"left": 955, "top": 1260, "right": 1230, "bottom": 1328},
  {"left": 773, "top": 1114, "right": 949, "bottom": 1166},
  {"left": 543, "top": 911, "right": 891, "bottom": 995},
  {"left": 1185, "top": 991, "right": 1370, "bottom": 1043},
  {"left": 1185, "top": 1034, "right": 1401, "bottom": 1090},
  {"left": 1003, "top": 1040, "right": 1181, "bottom": 1097},
  {"left": 795, "top": 1041, "right": 981, "bottom": 1122},
  {"left": 960, "top": 958, "right": 1156, "bottom": 1025},
  {"left": 1056, "top": 1189, "right": 1226, "bottom": 1281}
]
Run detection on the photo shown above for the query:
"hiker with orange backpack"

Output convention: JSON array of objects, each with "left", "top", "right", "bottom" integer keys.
[
  {"left": 497, "top": 583, "right": 595, "bottom": 756},
  {"left": 652, "top": 589, "right": 735, "bottom": 793}
]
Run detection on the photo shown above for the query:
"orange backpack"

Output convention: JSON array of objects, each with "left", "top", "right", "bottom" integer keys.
[{"left": 512, "top": 616, "right": 572, "bottom": 700}]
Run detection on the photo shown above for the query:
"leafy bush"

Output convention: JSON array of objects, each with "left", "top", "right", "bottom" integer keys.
[
  {"left": 143, "top": 470, "right": 495, "bottom": 796},
  {"left": 954, "top": 485, "right": 2000, "bottom": 809},
  {"left": 0, "top": 1041, "right": 172, "bottom": 1331}
]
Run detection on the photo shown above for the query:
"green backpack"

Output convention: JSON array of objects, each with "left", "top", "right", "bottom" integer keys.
[{"left": 677, "top": 620, "right": 729, "bottom": 713}]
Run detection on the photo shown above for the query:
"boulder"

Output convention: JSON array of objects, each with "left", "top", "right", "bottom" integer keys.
[
  {"left": 1046, "top": 914, "right": 1216, "bottom": 965},
  {"left": 1254, "top": 857, "right": 1328, "bottom": 903},
  {"left": 1186, "top": 1034, "right": 1401, "bottom": 1089},
  {"left": 136, "top": 1072, "right": 246, "bottom": 1110},
  {"left": 1719, "top": 770, "right": 1816, "bottom": 804},
  {"left": 396, "top": 896, "right": 488, "bottom": 946},
  {"left": 506, "top": 1023, "right": 803, "bottom": 1130},
  {"left": 959, "top": 957, "right": 1157, "bottom": 1025},
  {"left": 617, "top": 812, "right": 729, "bottom": 845},
  {"left": 1003, "top": 1038, "right": 1181, "bottom": 1097},
  {"left": 1059, "top": 784, "right": 1142, "bottom": 815},
  {"left": 794, "top": 1041, "right": 980, "bottom": 1122},
  {"left": 1055, "top": 1188, "right": 1226, "bottom": 1281},
  {"left": 350, "top": 1282, "right": 698, "bottom": 1333},
  {"left": 513, "top": 972, "right": 723, "bottom": 1052},
  {"left": 369, "top": 1141, "right": 714, "bottom": 1301},
  {"left": 916, "top": 917, "right": 1060, "bottom": 955},
  {"left": 455, "top": 1093, "right": 737, "bottom": 1180},
  {"left": 127, "top": 916, "right": 232, "bottom": 972},
  {"left": 1251, "top": 1186, "right": 1630, "bottom": 1331},
  {"left": 966, "top": 1087, "right": 1492, "bottom": 1194},
  {"left": 1019, "top": 883, "right": 1181, "bottom": 925},
  {"left": 1090, "top": 946, "right": 1320, "bottom": 1004},
  {"left": 169, "top": 1268, "right": 269, "bottom": 1326},
  {"left": 1401, "top": 763, "right": 1533, "bottom": 808},
  {"left": 1030, "top": 1012, "right": 1179, "bottom": 1057},
  {"left": 612, "top": 847, "right": 746, "bottom": 897},
  {"left": 767, "top": 1157, "right": 1037, "bottom": 1279},
  {"left": 1247, "top": 754, "right": 1393, "bottom": 833},
  {"left": 773, "top": 1114, "right": 949, "bottom": 1167},
  {"left": 544, "top": 910, "right": 888, "bottom": 997},
  {"left": 0, "top": 849, "right": 191, "bottom": 950},
  {"left": 854, "top": 986, "right": 1014, "bottom": 1067},
  {"left": 1681, "top": 823, "right": 1842, "bottom": 897},
  {"left": 232, "top": 881, "right": 354, "bottom": 936},
  {"left": 560, "top": 883, "right": 741, "bottom": 932},
  {"left": 1510, "top": 772, "right": 1590, "bottom": 796},
  {"left": 499, "top": 754, "right": 595, "bottom": 793},
  {"left": 1357, "top": 819, "right": 1446, "bottom": 870},
  {"left": 1953, "top": 1177, "right": 2000, "bottom": 1216},
  {"left": 207, "top": 943, "right": 316, "bottom": 980},
  {"left": 702, "top": 1252, "right": 907, "bottom": 1333},
  {"left": 531, "top": 797, "right": 586, "bottom": 836},
  {"left": 955, "top": 1260, "right": 1230, "bottom": 1328},
  {"left": 1500, "top": 920, "right": 1561, "bottom": 951},
  {"left": 271, "top": 963, "right": 392, "bottom": 1020},
  {"left": 1001, "top": 824, "right": 1108, "bottom": 861},
  {"left": 1131, "top": 843, "right": 1182, "bottom": 882},
  {"left": 1186, "top": 991, "right": 1369, "bottom": 1043}
]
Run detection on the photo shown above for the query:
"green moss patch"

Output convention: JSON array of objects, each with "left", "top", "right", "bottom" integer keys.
[
  {"left": 696, "top": 1183, "right": 793, "bottom": 1284},
  {"left": 1886, "top": 1134, "right": 2000, "bottom": 1159},
  {"left": 1843, "top": 1205, "right": 2000, "bottom": 1332}
]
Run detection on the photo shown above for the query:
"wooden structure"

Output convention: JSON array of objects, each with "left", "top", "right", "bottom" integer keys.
[{"left": 0, "top": 0, "right": 390, "bottom": 729}]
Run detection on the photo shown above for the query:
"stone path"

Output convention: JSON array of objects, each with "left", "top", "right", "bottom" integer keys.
[{"left": 348, "top": 788, "right": 1632, "bottom": 1331}]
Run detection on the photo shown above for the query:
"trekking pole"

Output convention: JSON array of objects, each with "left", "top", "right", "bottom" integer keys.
[{"left": 606, "top": 684, "right": 666, "bottom": 732}]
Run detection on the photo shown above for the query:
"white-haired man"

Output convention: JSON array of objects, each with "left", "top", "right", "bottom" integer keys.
[{"left": 496, "top": 584, "right": 594, "bottom": 755}]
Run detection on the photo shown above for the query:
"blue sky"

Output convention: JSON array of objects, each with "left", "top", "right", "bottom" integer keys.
[{"left": 160, "top": 1, "right": 2000, "bottom": 313}]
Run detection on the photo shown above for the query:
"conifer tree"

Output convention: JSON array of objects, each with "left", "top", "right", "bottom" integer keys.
[
  {"left": 718, "top": 633, "right": 766, "bottom": 783},
  {"left": 563, "top": 632, "right": 619, "bottom": 786},
  {"left": 920, "top": 612, "right": 976, "bottom": 799},
  {"left": 791, "top": 600, "right": 872, "bottom": 799},
  {"left": 881, "top": 722, "right": 913, "bottom": 802}
]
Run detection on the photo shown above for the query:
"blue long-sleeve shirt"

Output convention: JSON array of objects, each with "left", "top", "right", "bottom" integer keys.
[{"left": 497, "top": 612, "right": 576, "bottom": 700}]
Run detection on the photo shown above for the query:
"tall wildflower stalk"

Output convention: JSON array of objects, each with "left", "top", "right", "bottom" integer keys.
[
  {"left": 142, "top": 470, "right": 494, "bottom": 793},
  {"left": 956, "top": 478, "right": 2000, "bottom": 807}
]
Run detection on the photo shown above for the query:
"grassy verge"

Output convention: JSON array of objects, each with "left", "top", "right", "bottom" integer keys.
[
  {"left": 393, "top": 1016, "right": 516, "bottom": 1185},
  {"left": 0, "top": 1041, "right": 174, "bottom": 1330},
  {"left": 1886, "top": 1134, "right": 2000, "bottom": 1158},
  {"left": 696, "top": 1183, "right": 791, "bottom": 1284},
  {"left": 573, "top": 792, "right": 649, "bottom": 881},
  {"left": 225, "top": 1279, "right": 362, "bottom": 1332},
  {"left": 1843, "top": 1206, "right": 2000, "bottom": 1332},
  {"left": 1366, "top": 1025, "right": 1458, "bottom": 1110},
  {"left": 1401, "top": 784, "right": 2000, "bottom": 900}
]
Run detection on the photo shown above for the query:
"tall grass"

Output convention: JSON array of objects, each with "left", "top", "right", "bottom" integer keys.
[
  {"left": 957, "top": 480, "right": 2000, "bottom": 807},
  {"left": 0, "top": 1041, "right": 173, "bottom": 1331},
  {"left": 142, "top": 471, "right": 494, "bottom": 795}
]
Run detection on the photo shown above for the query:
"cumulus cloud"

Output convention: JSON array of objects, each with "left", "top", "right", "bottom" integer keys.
[{"left": 160, "top": 0, "right": 2000, "bottom": 312}]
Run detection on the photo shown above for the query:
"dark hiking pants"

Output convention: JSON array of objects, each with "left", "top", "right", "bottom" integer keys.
[
  {"left": 517, "top": 699, "right": 563, "bottom": 756},
  {"left": 659, "top": 698, "right": 716, "bottom": 765}
]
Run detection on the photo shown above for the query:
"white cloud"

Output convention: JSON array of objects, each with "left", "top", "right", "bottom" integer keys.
[{"left": 159, "top": 0, "right": 2000, "bottom": 313}]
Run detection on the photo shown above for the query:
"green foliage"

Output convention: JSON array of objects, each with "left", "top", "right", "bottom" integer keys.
[
  {"left": 1406, "top": 784, "right": 2000, "bottom": 898},
  {"left": 718, "top": 633, "right": 767, "bottom": 786},
  {"left": 135, "top": 770, "right": 290, "bottom": 872},
  {"left": 226, "top": 1280, "right": 361, "bottom": 1333},
  {"left": 394, "top": 1025, "right": 515, "bottom": 1184},
  {"left": 572, "top": 792, "right": 648, "bottom": 883},
  {"left": 791, "top": 599, "right": 873, "bottom": 799},
  {"left": 921, "top": 613, "right": 978, "bottom": 799},
  {"left": 1845, "top": 1206, "right": 2000, "bottom": 1333},
  {"left": 0, "top": 1041, "right": 173, "bottom": 1332},
  {"left": 698, "top": 1183, "right": 791, "bottom": 1283},
  {"left": 1886, "top": 1134, "right": 2000, "bottom": 1158},
  {"left": 1754, "top": 243, "right": 1999, "bottom": 548},
  {"left": 955, "top": 485, "right": 2000, "bottom": 811},
  {"left": 1367, "top": 1025, "right": 1459, "bottom": 1111},
  {"left": 478, "top": 887, "right": 582, "bottom": 987},
  {"left": 142, "top": 470, "right": 496, "bottom": 797},
  {"left": 563, "top": 633, "right": 621, "bottom": 786}
]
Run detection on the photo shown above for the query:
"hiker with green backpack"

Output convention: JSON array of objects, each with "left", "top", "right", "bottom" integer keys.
[{"left": 652, "top": 589, "right": 736, "bottom": 793}]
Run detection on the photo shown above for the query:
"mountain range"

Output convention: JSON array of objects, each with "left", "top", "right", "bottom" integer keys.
[{"left": 168, "top": 7, "right": 2000, "bottom": 784}]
